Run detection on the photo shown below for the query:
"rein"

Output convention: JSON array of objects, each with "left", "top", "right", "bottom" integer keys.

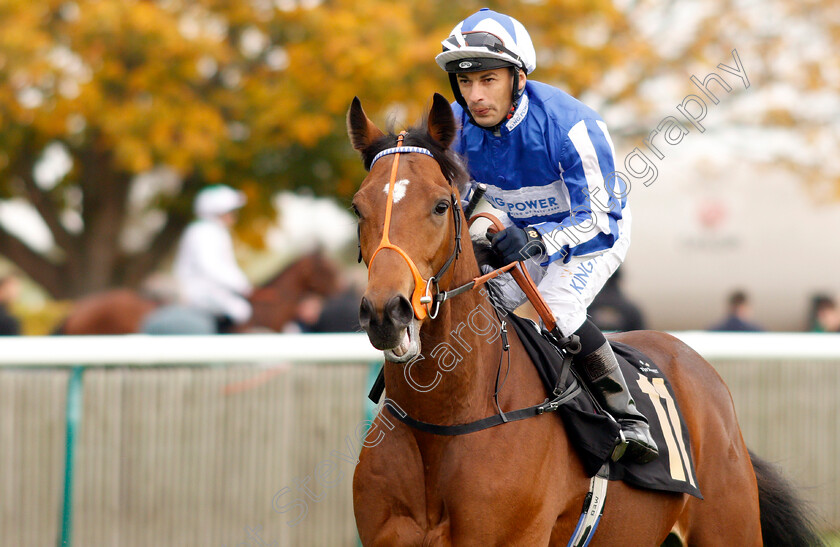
[{"left": 371, "top": 306, "right": 584, "bottom": 436}]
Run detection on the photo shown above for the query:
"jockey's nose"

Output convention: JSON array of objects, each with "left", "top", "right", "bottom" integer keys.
[{"left": 464, "top": 86, "right": 483, "bottom": 105}]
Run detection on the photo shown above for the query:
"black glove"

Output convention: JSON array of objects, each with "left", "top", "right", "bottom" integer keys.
[{"left": 488, "top": 226, "right": 545, "bottom": 263}]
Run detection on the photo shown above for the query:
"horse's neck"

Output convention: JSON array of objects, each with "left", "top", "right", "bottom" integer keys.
[
  {"left": 265, "top": 263, "right": 305, "bottom": 295},
  {"left": 385, "top": 257, "right": 503, "bottom": 425}
]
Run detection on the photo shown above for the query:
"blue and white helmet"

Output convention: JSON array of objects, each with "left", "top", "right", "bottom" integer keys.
[{"left": 435, "top": 8, "right": 536, "bottom": 75}]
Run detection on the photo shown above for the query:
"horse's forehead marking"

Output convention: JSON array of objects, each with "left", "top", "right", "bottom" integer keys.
[{"left": 383, "top": 179, "right": 410, "bottom": 204}]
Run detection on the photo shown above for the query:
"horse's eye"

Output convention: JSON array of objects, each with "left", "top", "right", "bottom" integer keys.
[
  {"left": 351, "top": 204, "right": 362, "bottom": 219},
  {"left": 434, "top": 200, "right": 450, "bottom": 216}
]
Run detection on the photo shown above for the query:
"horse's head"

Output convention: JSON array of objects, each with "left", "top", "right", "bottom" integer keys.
[
  {"left": 348, "top": 94, "right": 470, "bottom": 363},
  {"left": 249, "top": 250, "right": 342, "bottom": 332}
]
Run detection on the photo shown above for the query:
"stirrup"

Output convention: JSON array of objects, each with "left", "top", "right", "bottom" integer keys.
[
  {"left": 611, "top": 424, "right": 659, "bottom": 464},
  {"left": 622, "top": 424, "right": 659, "bottom": 464},
  {"left": 610, "top": 430, "right": 627, "bottom": 462}
]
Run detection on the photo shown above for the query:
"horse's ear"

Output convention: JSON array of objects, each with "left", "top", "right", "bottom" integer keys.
[
  {"left": 347, "top": 97, "right": 385, "bottom": 153},
  {"left": 427, "top": 93, "right": 456, "bottom": 149}
]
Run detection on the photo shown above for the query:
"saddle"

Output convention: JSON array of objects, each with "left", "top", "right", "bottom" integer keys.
[{"left": 506, "top": 312, "right": 702, "bottom": 498}]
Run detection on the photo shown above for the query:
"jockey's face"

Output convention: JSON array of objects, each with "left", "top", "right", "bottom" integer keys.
[{"left": 456, "top": 68, "right": 526, "bottom": 127}]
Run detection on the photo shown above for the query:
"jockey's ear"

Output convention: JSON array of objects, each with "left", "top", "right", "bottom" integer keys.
[
  {"left": 347, "top": 97, "right": 385, "bottom": 154},
  {"left": 427, "top": 93, "right": 456, "bottom": 150}
]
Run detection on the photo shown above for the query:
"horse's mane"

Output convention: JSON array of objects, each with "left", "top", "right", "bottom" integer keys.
[{"left": 361, "top": 125, "right": 471, "bottom": 197}]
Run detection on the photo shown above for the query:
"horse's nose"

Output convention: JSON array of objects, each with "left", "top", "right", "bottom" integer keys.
[
  {"left": 359, "top": 295, "right": 414, "bottom": 329},
  {"left": 359, "top": 296, "right": 374, "bottom": 331},
  {"left": 384, "top": 295, "right": 414, "bottom": 328},
  {"left": 359, "top": 294, "right": 414, "bottom": 347}
]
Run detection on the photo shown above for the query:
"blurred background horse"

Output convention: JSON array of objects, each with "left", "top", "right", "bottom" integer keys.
[{"left": 56, "top": 250, "right": 342, "bottom": 334}]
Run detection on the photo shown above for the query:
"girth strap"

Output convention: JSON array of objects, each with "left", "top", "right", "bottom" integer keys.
[
  {"left": 371, "top": 333, "right": 582, "bottom": 436},
  {"left": 384, "top": 380, "right": 582, "bottom": 436},
  {"left": 566, "top": 462, "right": 610, "bottom": 547}
]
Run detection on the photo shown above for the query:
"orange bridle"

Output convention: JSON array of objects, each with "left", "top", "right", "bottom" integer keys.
[{"left": 366, "top": 132, "right": 462, "bottom": 320}]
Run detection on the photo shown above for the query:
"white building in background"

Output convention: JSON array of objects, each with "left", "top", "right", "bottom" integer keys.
[{"left": 622, "top": 140, "right": 840, "bottom": 332}]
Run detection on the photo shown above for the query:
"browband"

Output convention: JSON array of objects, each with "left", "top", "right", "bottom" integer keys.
[{"left": 370, "top": 146, "right": 434, "bottom": 170}]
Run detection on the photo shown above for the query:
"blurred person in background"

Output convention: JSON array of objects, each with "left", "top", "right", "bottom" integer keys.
[
  {"left": 809, "top": 294, "right": 840, "bottom": 333},
  {"left": 173, "top": 185, "right": 252, "bottom": 333},
  {"left": 283, "top": 293, "right": 325, "bottom": 333},
  {"left": 311, "top": 269, "right": 365, "bottom": 333},
  {"left": 708, "top": 290, "right": 764, "bottom": 332},
  {"left": 0, "top": 273, "right": 21, "bottom": 335},
  {"left": 586, "top": 268, "right": 646, "bottom": 332},
  {"left": 312, "top": 286, "right": 363, "bottom": 333}
]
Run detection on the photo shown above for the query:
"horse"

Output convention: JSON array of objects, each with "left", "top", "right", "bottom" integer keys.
[
  {"left": 347, "top": 94, "right": 821, "bottom": 546},
  {"left": 58, "top": 250, "right": 342, "bottom": 334}
]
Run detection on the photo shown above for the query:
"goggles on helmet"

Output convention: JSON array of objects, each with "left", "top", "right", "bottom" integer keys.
[{"left": 441, "top": 31, "right": 523, "bottom": 73}]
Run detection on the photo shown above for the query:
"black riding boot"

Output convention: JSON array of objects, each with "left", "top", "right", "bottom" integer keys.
[{"left": 572, "top": 320, "right": 659, "bottom": 464}]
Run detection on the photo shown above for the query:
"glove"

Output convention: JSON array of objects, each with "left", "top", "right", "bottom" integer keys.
[{"left": 488, "top": 226, "right": 545, "bottom": 264}]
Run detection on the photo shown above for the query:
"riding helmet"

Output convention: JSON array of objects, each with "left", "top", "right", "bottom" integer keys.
[
  {"left": 435, "top": 9, "right": 536, "bottom": 121},
  {"left": 194, "top": 185, "right": 246, "bottom": 218}
]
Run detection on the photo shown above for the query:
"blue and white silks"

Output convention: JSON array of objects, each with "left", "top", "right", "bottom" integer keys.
[{"left": 453, "top": 80, "right": 628, "bottom": 266}]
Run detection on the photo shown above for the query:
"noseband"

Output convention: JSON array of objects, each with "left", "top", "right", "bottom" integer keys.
[{"left": 366, "top": 132, "right": 462, "bottom": 320}]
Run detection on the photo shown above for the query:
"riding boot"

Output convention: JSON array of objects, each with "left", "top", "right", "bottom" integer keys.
[{"left": 577, "top": 341, "right": 659, "bottom": 464}]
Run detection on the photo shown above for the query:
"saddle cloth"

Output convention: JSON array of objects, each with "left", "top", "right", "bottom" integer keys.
[{"left": 506, "top": 312, "right": 703, "bottom": 499}]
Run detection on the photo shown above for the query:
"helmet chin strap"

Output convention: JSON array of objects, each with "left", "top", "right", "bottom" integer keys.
[
  {"left": 511, "top": 66, "right": 523, "bottom": 104},
  {"left": 449, "top": 66, "right": 523, "bottom": 133}
]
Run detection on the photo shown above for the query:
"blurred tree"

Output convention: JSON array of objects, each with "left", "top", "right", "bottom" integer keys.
[{"left": 0, "top": 0, "right": 837, "bottom": 297}]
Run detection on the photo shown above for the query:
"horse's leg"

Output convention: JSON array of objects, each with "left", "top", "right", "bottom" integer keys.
[
  {"left": 353, "top": 420, "right": 429, "bottom": 547},
  {"left": 613, "top": 331, "right": 763, "bottom": 546},
  {"left": 674, "top": 451, "right": 762, "bottom": 546},
  {"left": 578, "top": 486, "right": 685, "bottom": 546},
  {"left": 361, "top": 517, "right": 428, "bottom": 547},
  {"left": 356, "top": 413, "right": 577, "bottom": 547},
  {"left": 664, "top": 447, "right": 762, "bottom": 546}
]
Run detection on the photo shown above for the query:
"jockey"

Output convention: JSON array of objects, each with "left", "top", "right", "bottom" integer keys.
[
  {"left": 173, "top": 185, "right": 253, "bottom": 333},
  {"left": 436, "top": 9, "right": 658, "bottom": 463}
]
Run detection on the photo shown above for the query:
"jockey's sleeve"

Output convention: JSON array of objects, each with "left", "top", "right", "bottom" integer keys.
[
  {"left": 460, "top": 179, "right": 478, "bottom": 208},
  {"left": 531, "top": 118, "right": 624, "bottom": 265}
]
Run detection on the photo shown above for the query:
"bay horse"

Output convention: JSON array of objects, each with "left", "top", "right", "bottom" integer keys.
[
  {"left": 348, "top": 94, "right": 820, "bottom": 546},
  {"left": 58, "top": 250, "right": 342, "bottom": 334}
]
